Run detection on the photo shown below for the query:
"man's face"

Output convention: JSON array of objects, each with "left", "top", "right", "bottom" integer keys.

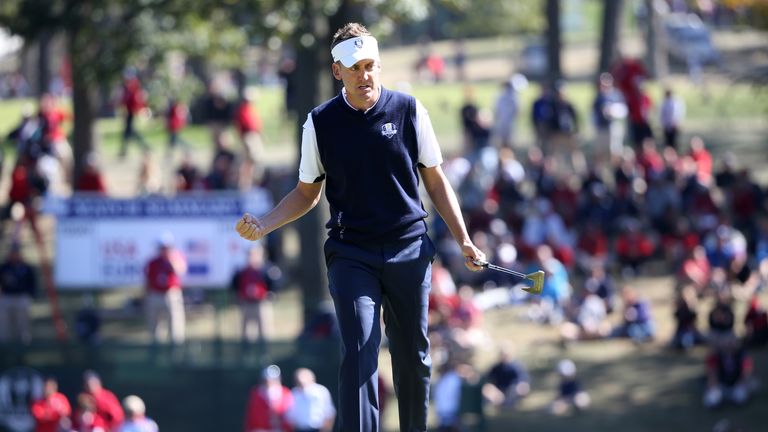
[{"left": 332, "top": 58, "right": 381, "bottom": 110}]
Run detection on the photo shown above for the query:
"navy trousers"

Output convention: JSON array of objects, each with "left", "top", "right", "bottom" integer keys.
[{"left": 324, "top": 234, "right": 434, "bottom": 432}]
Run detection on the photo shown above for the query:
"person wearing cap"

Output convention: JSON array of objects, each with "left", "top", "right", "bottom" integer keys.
[
  {"left": 117, "top": 395, "right": 158, "bottom": 432},
  {"left": 0, "top": 243, "right": 37, "bottom": 344},
  {"left": 244, "top": 365, "right": 293, "bottom": 432},
  {"left": 144, "top": 232, "right": 187, "bottom": 345},
  {"left": 79, "top": 370, "right": 124, "bottom": 431},
  {"left": 235, "top": 22, "right": 486, "bottom": 432}
]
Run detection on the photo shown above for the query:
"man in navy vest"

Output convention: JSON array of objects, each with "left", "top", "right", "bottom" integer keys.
[{"left": 236, "top": 22, "right": 485, "bottom": 432}]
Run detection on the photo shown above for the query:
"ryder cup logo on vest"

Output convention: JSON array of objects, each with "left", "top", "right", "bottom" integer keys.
[{"left": 381, "top": 123, "right": 397, "bottom": 138}]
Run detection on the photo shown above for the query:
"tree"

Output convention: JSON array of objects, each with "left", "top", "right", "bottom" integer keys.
[
  {"left": 545, "top": 0, "right": 562, "bottom": 83},
  {"left": 598, "top": 0, "right": 625, "bottom": 78}
]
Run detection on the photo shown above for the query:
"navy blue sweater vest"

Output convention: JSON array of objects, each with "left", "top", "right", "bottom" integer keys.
[{"left": 311, "top": 88, "right": 428, "bottom": 243}]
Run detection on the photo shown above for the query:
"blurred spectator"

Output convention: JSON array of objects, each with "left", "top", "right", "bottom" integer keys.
[
  {"left": 0, "top": 243, "right": 37, "bottom": 344},
  {"left": 165, "top": 97, "right": 189, "bottom": 154},
  {"left": 660, "top": 88, "right": 685, "bottom": 149},
  {"left": 548, "top": 81, "right": 584, "bottom": 173},
  {"left": 285, "top": 368, "right": 336, "bottom": 432},
  {"left": 244, "top": 365, "right": 293, "bottom": 432},
  {"left": 230, "top": 244, "right": 280, "bottom": 344},
  {"left": 560, "top": 291, "right": 611, "bottom": 344},
  {"left": 203, "top": 85, "right": 233, "bottom": 145},
  {"left": 528, "top": 245, "right": 571, "bottom": 324},
  {"left": 425, "top": 52, "right": 445, "bottom": 83},
  {"left": 80, "top": 370, "right": 124, "bottom": 432},
  {"left": 583, "top": 265, "right": 616, "bottom": 314},
  {"left": 118, "top": 75, "right": 150, "bottom": 158},
  {"left": 136, "top": 152, "right": 161, "bottom": 196},
  {"left": 521, "top": 198, "right": 574, "bottom": 268},
  {"left": 459, "top": 86, "right": 491, "bottom": 153},
  {"left": 627, "top": 81, "right": 654, "bottom": 149},
  {"left": 38, "top": 93, "right": 73, "bottom": 183},
  {"left": 72, "top": 393, "right": 108, "bottom": 432},
  {"left": 6, "top": 154, "right": 47, "bottom": 248},
  {"left": 670, "top": 285, "right": 705, "bottom": 350},
  {"left": 676, "top": 245, "right": 710, "bottom": 295},
  {"left": 433, "top": 362, "right": 463, "bottom": 432},
  {"left": 491, "top": 75, "right": 526, "bottom": 149},
  {"left": 31, "top": 376, "right": 72, "bottom": 432},
  {"left": 175, "top": 151, "right": 203, "bottom": 192},
  {"left": 482, "top": 345, "right": 530, "bottom": 408},
  {"left": 550, "top": 359, "right": 590, "bottom": 415},
  {"left": 204, "top": 140, "right": 237, "bottom": 190},
  {"left": 744, "top": 295, "right": 768, "bottom": 348},
  {"left": 234, "top": 89, "right": 265, "bottom": 188},
  {"left": 614, "top": 219, "right": 655, "bottom": 277},
  {"left": 611, "top": 285, "right": 655, "bottom": 343},
  {"left": 591, "top": 72, "right": 627, "bottom": 166},
  {"left": 531, "top": 84, "right": 554, "bottom": 152},
  {"left": 75, "top": 153, "right": 108, "bottom": 194},
  {"left": 703, "top": 334, "right": 755, "bottom": 409},
  {"left": 452, "top": 38, "right": 467, "bottom": 82},
  {"left": 708, "top": 287, "right": 735, "bottom": 346},
  {"left": 144, "top": 232, "right": 187, "bottom": 345},
  {"left": 688, "top": 136, "right": 713, "bottom": 184},
  {"left": 117, "top": 395, "right": 158, "bottom": 432}
]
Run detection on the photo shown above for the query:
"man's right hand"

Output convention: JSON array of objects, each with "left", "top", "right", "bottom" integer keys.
[{"left": 235, "top": 213, "right": 264, "bottom": 241}]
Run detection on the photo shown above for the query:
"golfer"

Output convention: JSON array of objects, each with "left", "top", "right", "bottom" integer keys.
[{"left": 236, "top": 22, "right": 485, "bottom": 432}]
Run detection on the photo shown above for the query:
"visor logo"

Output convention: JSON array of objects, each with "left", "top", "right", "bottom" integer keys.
[
  {"left": 354, "top": 39, "right": 363, "bottom": 48},
  {"left": 381, "top": 123, "right": 397, "bottom": 138}
]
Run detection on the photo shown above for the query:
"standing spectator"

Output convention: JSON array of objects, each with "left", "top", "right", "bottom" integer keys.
[
  {"left": 670, "top": 285, "right": 705, "bottom": 350},
  {"left": 550, "top": 359, "right": 590, "bottom": 415},
  {"left": 591, "top": 72, "right": 627, "bottom": 167},
  {"left": 203, "top": 85, "right": 232, "bottom": 146},
  {"left": 117, "top": 395, "right": 158, "bottom": 432},
  {"left": 285, "top": 368, "right": 336, "bottom": 432},
  {"left": 80, "top": 371, "right": 124, "bottom": 432},
  {"left": 230, "top": 244, "right": 279, "bottom": 344},
  {"left": 31, "top": 376, "right": 72, "bottom": 432},
  {"left": 549, "top": 81, "right": 584, "bottom": 173},
  {"left": 703, "top": 334, "right": 755, "bottom": 409},
  {"left": 234, "top": 89, "right": 265, "bottom": 187},
  {"left": 482, "top": 345, "right": 530, "bottom": 407},
  {"left": 75, "top": 153, "right": 108, "bottom": 194},
  {"left": 531, "top": 84, "right": 554, "bottom": 153},
  {"left": 491, "top": 75, "right": 526, "bottom": 149},
  {"left": 244, "top": 365, "right": 294, "bottom": 432},
  {"left": 452, "top": 38, "right": 467, "bottom": 82},
  {"left": 144, "top": 232, "right": 187, "bottom": 345},
  {"left": 0, "top": 243, "right": 37, "bottom": 344},
  {"left": 460, "top": 86, "right": 491, "bottom": 153},
  {"left": 688, "top": 136, "right": 713, "bottom": 184},
  {"left": 38, "top": 93, "right": 73, "bottom": 184},
  {"left": 659, "top": 88, "right": 685, "bottom": 149},
  {"left": 165, "top": 98, "right": 189, "bottom": 154},
  {"left": 118, "top": 75, "right": 150, "bottom": 158}
]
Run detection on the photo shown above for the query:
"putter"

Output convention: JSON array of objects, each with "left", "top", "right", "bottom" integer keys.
[{"left": 472, "top": 259, "right": 545, "bottom": 295}]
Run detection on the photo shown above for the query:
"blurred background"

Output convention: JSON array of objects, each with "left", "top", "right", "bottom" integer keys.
[{"left": 0, "top": 0, "right": 767, "bottom": 431}]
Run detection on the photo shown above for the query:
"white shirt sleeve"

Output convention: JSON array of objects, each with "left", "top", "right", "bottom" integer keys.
[
  {"left": 298, "top": 113, "right": 325, "bottom": 183},
  {"left": 415, "top": 99, "right": 443, "bottom": 168}
]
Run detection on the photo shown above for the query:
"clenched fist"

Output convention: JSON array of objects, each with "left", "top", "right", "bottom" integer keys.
[{"left": 235, "top": 213, "right": 265, "bottom": 241}]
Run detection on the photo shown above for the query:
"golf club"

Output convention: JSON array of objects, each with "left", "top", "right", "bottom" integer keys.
[{"left": 472, "top": 259, "right": 545, "bottom": 295}]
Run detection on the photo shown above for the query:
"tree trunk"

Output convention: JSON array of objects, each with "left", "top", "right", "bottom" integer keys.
[
  {"left": 37, "top": 30, "right": 52, "bottom": 97},
  {"left": 68, "top": 30, "right": 98, "bottom": 184},
  {"left": 545, "top": 0, "right": 562, "bottom": 83},
  {"left": 644, "top": 0, "right": 668, "bottom": 79},
  {"left": 598, "top": 0, "right": 625, "bottom": 78},
  {"left": 294, "top": 0, "right": 332, "bottom": 326}
]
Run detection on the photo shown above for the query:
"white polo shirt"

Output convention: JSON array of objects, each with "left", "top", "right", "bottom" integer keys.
[{"left": 298, "top": 88, "right": 444, "bottom": 183}]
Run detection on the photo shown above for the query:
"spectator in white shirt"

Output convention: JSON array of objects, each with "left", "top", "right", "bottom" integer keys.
[
  {"left": 286, "top": 368, "right": 336, "bottom": 432},
  {"left": 660, "top": 88, "right": 685, "bottom": 149}
]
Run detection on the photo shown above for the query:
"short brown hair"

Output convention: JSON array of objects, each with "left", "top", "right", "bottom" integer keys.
[{"left": 331, "top": 22, "right": 372, "bottom": 49}]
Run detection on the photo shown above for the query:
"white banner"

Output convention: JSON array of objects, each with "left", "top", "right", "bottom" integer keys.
[{"left": 53, "top": 190, "right": 271, "bottom": 290}]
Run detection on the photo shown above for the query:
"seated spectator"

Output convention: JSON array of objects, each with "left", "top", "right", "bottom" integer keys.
[
  {"left": 614, "top": 219, "right": 655, "bottom": 278},
  {"left": 446, "top": 285, "right": 487, "bottom": 353},
  {"left": 574, "top": 223, "right": 611, "bottom": 274},
  {"left": 688, "top": 135, "right": 713, "bottom": 184},
  {"left": 117, "top": 395, "right": 158, "bottom": 432},
  {"left": 582, "top": 264, "right": 616, "bottom": 314},
  {"left": 521, "top": 199, "right": 574, "bottom": 268},
  {"left": 676, "top": 245, "right": 710, "bottom": 295},
  {"left": 744, "top": 296, "right": 768, "bottom": 348},
  {"left": 560, "top": 291, "right": 611, "bottom": 344},
  {"left": 528, "top": 245, "right": 571, "bottom": 325},
  {"left": 175, "top": 151, "right": 204, "bottom": 192},
  {"left": 75, "top": 153, "right": 107, "bottom": 194},
  {"left": 611, "top": 285, "right": 655, "bottom": 343},
  {"left": 670, "top": 285, "right": 705, "bottom": 350},
  {"left": 550, "top": 359, "right": 590, "bottom": 415},
  {"left": 703, "top": 334, "right": 755, "bottom": 409},
  {"left": 482, "top": 345, "right": 530, "bottom": 408}
]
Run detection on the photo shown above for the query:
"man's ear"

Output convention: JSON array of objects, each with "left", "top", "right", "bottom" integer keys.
[{"left": 331, "top": 63, "right": 342, "bottom": 81}]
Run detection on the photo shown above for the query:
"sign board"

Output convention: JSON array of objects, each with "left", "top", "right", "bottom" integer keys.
[{"left": 53, "top": 190, "right": 271, "bottom": 290}]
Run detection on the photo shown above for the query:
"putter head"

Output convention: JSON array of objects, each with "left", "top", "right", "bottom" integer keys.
[{"left": 523, "top": 271, "right": 545, "bottom": 295}]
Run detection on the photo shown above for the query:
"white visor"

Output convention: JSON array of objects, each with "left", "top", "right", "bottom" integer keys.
[{"left": 331, "top": 36, "right": 380, "bottom": 68}]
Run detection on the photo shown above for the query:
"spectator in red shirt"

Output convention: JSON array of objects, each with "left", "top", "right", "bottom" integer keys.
[
  {"left": 80, "top": 370, "right": 124, "bottom": 431},
  {"left": 31, "top": 376, "right": 72, "bottom": 432},
  {"left": 244, "top": 365, "right": 294, "bottom": 432},
  {"left": 615, "top": 219, "right": 655, "bottom": 277},
  {"left": 234, "top": 89, "right": 265, "bottom": 187},
  {"left": 165, "top": 98, "right": 189, "bottom": 154},
  {"left": 144, "top": 232, "right": 187, "bottom": 344},
  {"left": 676, "top": 245, "right": 710, "bottom": 295},
  {"left": 688, "top": 136, "right": 712, "bottom": 184},
  {"left": 230, "top": 244, "right": 279, "bottom": 344},
  {"left": 38, "top": 93, "right": 73, "bottom": 182},
  {"left": 75, "top": 153, "right": 108, "bottom": 194},
  {"left": 72, "top": 393, "right": 108, "bottom": 432},
  {"left": 118, "top": 75, "right": 150, "bottom": 158}
]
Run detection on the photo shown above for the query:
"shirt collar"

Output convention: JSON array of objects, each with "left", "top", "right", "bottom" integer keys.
[{"left": 341, "top": 87, "right": 381, "bottom": 113}]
